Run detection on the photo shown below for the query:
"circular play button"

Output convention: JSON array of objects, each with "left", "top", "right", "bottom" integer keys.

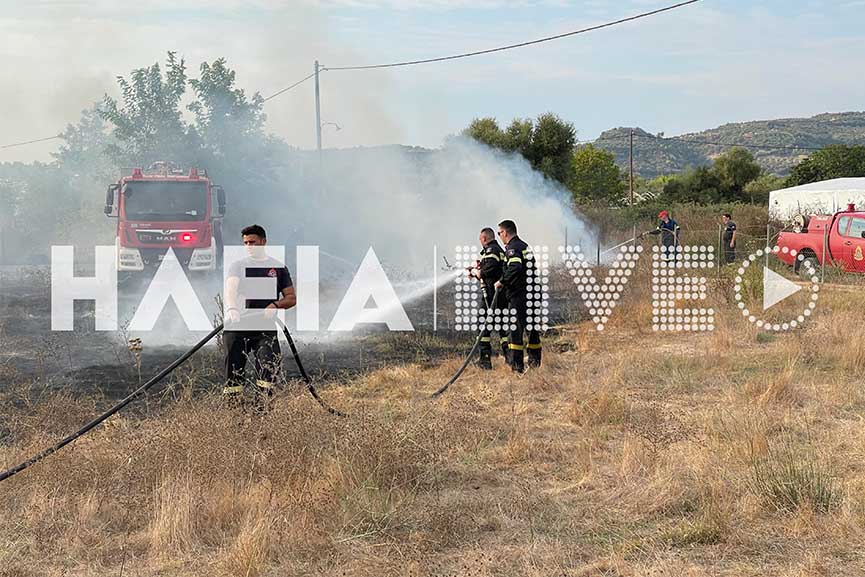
[{"left": 733, "top": 246, "right": 820, "bottom": 331}]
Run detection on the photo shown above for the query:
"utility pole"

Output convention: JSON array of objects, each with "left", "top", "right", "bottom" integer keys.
[
  {"left": 314, "top": 60, "right": 322, "bottom": 161},
  {"left": 629, "top": 128, "right": 635, "bottom": 206}
]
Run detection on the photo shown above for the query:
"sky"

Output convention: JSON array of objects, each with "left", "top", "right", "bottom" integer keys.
[{"left": 1, "top": 0, "right": 865, "bottom": 162}]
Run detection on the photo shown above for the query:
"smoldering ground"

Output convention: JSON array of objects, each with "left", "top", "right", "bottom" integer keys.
[{"left": 0, "top": 137, "right": 595, "bottom": 396}]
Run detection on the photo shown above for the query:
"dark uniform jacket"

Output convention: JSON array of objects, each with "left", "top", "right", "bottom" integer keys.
[
  {"left": 723, "top": 220, "right": 737, "bottom": 246},
  {"left": 502, "top": 235, "right": 534, "bottom": 300},
  {"left": 479, "top": 241, "right": 505, "bottom": 286},
  {"left": 650, "top": 219, "right": 681, "bottom": 247},
  {"left": 478, "top": 240, "right": 506, "bottom": 307}
]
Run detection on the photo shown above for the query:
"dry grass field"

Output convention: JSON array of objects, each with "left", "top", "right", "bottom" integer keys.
[{"left": 2, "top": 222, "right": 864, "bottom": 576}]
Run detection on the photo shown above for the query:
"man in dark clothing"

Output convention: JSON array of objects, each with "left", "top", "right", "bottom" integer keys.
[
  {"left": 649, "top": 210, "right": 681, "bottom": 261},
  {"left": 494, "top": 219, "right": 541, "bottom": 373},
  {"left": 469, "top": 227, "right": 509, "bottom": 370},
  {"left": 721, "top": 213, "right": 737, "bottom": 264},
  {"left": 223, "top": 224, "right": 296, "bottom": 409}
]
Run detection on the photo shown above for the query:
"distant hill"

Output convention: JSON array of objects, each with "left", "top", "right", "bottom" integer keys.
[{"left": 593, "top": 112, "right": 865, "bottom": 178}]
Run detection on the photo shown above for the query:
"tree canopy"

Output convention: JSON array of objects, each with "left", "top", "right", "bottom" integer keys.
[
  {"left": 463, "top": 114, "right": 576, "bottom": 186},
  {"left": 785, "top": 144, "right": 865, "bottom": 187},
  {"left": 569, "top": 144, "right": 625, "bottom": 205}
]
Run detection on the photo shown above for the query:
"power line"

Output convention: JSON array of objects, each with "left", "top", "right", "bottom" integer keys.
[
  {"left": 1, "top": 2, "right": 702, "bottom": 147},
  {"left": 0, "top": 69, "right": 314, "bottom": 150},
  {"left": 0, "top": 134, "right": 62, "bottom": 150},
  {"left": 262, "top": 72, "right": 317, "bottom": 103},
  {"left": 324, "top": 0, "right": 701, "bottom": 71}
]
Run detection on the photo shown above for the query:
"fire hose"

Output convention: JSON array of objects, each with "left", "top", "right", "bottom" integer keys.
[
  {"left": 430, "top": 285, "right": 501, "bottom": 398},
  {"left": 273, "top": 316, "right": 346, "bottom": 417},
  {"left": 0, "top": 316, "right": 342, "bottom": 484},
  {"left": 0, "top": 323, "right": 223, "bottom": 483}
]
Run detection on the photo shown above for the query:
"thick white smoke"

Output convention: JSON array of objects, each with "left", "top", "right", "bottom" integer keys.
[
  {"left": 118, "top": 137, "right": 596, "bottom": 344},
  {"left": 282, "top": 137, "right": 595, "bottom": 274}
]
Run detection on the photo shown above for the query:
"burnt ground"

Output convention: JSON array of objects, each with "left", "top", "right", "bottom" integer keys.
[{"left": 0, "top": 265, "right": 582, "bottom": 403}]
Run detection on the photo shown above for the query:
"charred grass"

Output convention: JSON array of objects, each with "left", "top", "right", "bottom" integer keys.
[{"left": 1, "top": 270, "right": 865, "bottom": 576}]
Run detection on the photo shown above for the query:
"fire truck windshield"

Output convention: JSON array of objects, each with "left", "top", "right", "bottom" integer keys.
[{"left": 123, "top": 181, "right": 207, "bottom": 221}]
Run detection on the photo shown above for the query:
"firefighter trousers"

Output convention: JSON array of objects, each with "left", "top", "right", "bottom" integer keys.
[
  {"left": 223, "top": 330, "right": 281, "bottom": 401},
  {"left": 507, "top": 293, "right": 542, "bottom": 372},
  {"left": 479, "top": 287, "right": 509, "bottom": 366}
]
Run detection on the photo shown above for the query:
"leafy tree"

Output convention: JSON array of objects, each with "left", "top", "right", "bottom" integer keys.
[
  {"left": 569, "top": 144, "right": 625, "bottom": 205},
  {"left": 657, "top": 148, "right": 764, "bottom": 204},
  {"left": 713, "top": 147, "right": 761, "bottom": 199},
  {"left": 743, "top": 173, "right": 785, "bottom": 204},
  {"left": 100, "top": 51, "right": 195, "bottom": 166},
  {"left": 464, "top": 118, "right": 507, "bottom": 150},
  {"left": 662, "top": 166, "right": 722, "bottom": 204},
  {"left": 189, "top": 57, "right": 266, "bottom": 158},
  {"left": 53, "top": 104, "right": 116, "bottom": 182},
  {"left": 786, "top": 144, "right": 865, "bottom": 186},
  {"left": 504, "top": 118, "right": 533, "bottom": 157},
  {"left": 463, "top": 113, "right": 576, "bottom": 186},
  {"left": 528, "top": 113, "right": 576, "bottom": 184},
  {"left": 642, "top": 174, "right": 675, "bottom": 201}
]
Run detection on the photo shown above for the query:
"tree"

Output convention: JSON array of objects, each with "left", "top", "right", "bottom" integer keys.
[
  {"left": 713, "top": 147, "right": 761, "bottom": 200},
  {"left": 504, "top": 118, "right": 533, "bottom": 157},
  {"left": 662, "top": 166, "right": 722, "bottom": 204},
  {"left": 100, "top": 52, "right": 195, "bottom": 166},
  {"left": 528, "top": 113, "right": 576, "bottom": 184},
  {"left": 657, "top": 148, "right": 763, "bottom": 205},
  {"left": 463, "top": 113, "right": 577, "bottom": 186},
  {"left": 53, "top": 104, "right": 116, "bottom": 182},
  {"left": 786, "top": 144, "right": 865, "bottom": 186},
  {"left": 569, "top": 144, "right": 625, "bottom": 205},
  {"left": 2, "top": 53, "right": 279, "bottom": 263},
  {"left": 464, "top": 118, "right": 507, "bottom": 150},
  {"left": 642, "top": 175, "right": 675, "bottom": 201},
  {"left": 188, "top": 58, "right": 266, "bottom": 153},
  {"left": 743, "top": 173, "right": 785, "bottom": 204}
]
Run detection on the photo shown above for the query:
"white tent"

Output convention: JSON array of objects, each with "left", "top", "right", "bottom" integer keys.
[{"left": 770, "top": 177, "right": 865, "bottom": 220}]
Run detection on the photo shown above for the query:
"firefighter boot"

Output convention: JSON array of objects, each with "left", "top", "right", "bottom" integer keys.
[
  {"left": 527, "top": 345, "right": 542, "bottom": 368},
  {"left": 478, "top": 336, "right": 493, "bottom": 370},
  {"left": 527, "top": 333, "right": 542, "bottom": 368},
  {"left": 221, "top": 384, "right": 244, "bottom": 410},
  {"left": 509, "top": 346, "right": 525, "bottom": 373},
  {"left": 477, "top": 350, "right": 493, "bottom": 370},
  {"left": 252, "top": 380, "right": 275, "bottom": 415},
  {"left": 500, "top": 337, "right": 510, "bottom": 366}
]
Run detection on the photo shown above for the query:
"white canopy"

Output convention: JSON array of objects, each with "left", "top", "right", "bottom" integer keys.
[{"left": 770, "top": 177, "right": 865, "bottom": 219}]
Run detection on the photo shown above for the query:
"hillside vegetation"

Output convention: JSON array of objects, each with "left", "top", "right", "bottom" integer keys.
[{"left": 596, "top": 112, "right": 865, "bottom": 177}]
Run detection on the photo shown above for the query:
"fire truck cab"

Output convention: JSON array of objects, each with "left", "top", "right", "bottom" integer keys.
[{"left": 104, "top": 162, "right": 225, "bottom": 272}]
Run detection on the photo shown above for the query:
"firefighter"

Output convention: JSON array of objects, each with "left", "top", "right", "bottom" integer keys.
[
  {"left": 721, "top": 212, "right": 737, "bottom": 264},
  {"left": 648, "top": 210, "right": 681, "bottom": 260},
  {"left": 223, "top": 224, "right": 296, "bottom": 411},
  {"left": 469, "top": 227, "right": 509, "bottom": 370},
  {"left": 494, "top": 219, "right": 541, "bottom": 373}
]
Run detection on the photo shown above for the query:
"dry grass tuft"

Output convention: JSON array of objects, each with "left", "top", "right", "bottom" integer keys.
[
  {"left": 749, "top": 437, "right": 841, "bottom": 514},
  {"left": 2, "top": 249, "right": 865, "bottom": 575}
]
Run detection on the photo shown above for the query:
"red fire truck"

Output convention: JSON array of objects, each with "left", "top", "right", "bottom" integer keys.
[
  {"left": 776, "top": 204, "right": 865, "bottom": 274},
  {"left": 104, "top": 162, "right": 225, "bottom": 273}
]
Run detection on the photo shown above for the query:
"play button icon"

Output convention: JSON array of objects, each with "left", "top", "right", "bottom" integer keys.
[
  {"left": 763, "top": 266, "right": 802, "bottom": 310},
  {"left": 734, "top": 246, "right": 820, "bottom": 332}
]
